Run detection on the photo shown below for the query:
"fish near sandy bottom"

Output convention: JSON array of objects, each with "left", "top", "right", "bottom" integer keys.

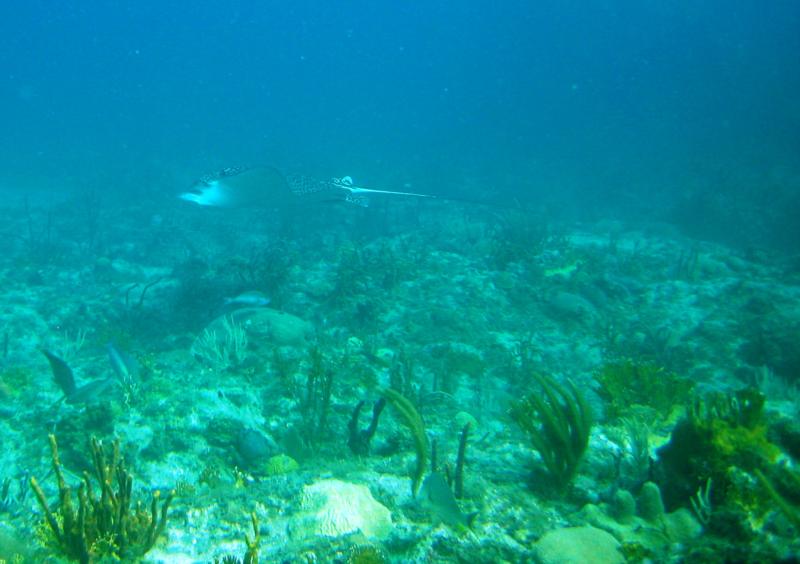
[
  {"left": 224, "top": 290, "right": 271, "bottom": 308},
  {"left": 107, "top": 342, "right": 140, "bottom": 384},
  {"left": 41, "top": 349, "right": 117, "bottom": 405},
  {"left": 41, "top": 349, "right": 76, "bottom": 397},
  {"left": 419, "top": 472, "right": 476, "bottom": 532}
]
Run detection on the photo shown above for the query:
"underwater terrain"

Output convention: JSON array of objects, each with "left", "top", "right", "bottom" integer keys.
[
  {"left": 0, "top": 187, "right": 799, "bottom": 563},
  {"left": 0, "top": 1, "right": 799, "bottom": 562}
]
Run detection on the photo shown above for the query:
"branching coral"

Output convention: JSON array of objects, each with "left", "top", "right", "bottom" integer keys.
[
  {"left": 302, "top": 346, "right": 335, "bottom": 446},
  {"left": 30, "top": 434, "right": 174, "bottom": 563},
  {"left": 244, "top": 511, "right": 260, "bottom": 564},
  {"left": 212, "top": 511, "right": 260, "bottom": 564},
  {"left": 510, "top": 373, "right": 593, "bottom": 490},
  {"left": 347, "top": 398, "right": 386, "bottom": 456}
]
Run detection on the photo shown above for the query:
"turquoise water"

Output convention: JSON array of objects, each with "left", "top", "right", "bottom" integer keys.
[{"left": 0, "top": 2, "right": 798, "bottom": 562}]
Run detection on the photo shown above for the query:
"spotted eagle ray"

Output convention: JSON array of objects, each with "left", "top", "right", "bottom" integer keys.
[{"left": 179, "top": 166, "right": 436, "bottom": 209}]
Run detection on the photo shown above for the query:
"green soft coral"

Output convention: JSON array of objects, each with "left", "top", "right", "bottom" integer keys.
[
  {"left": 597, "top": 360, "right": 693, "bottom": 422},
  {"left": 711, "top": 420, "right": 780, "bottom": 468},
  {"left": 657, "top": 387, "right": 783, "bottom": 514},
  {"left": 510, "top": 373, "right": 593, "bottom": 490}
]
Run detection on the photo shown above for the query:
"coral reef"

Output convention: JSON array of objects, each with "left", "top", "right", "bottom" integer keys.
[
  {"left": 656, "top": 387, "right": 779, "bottom": 509},
  {"left": 3, "top": 181, "right": 800, "bottom": 561},
  {"left": 510, "top": 373, "right": 593, "bottom": 490},
  {"left": 754, "top": 467, "right": 800, "bottom": 531},
  {"left": 533, "top": 526, "right": 624, "bottom": 564},
  {"left": 29, "top": 435, "right": 174, "bottom": 563},
  {"left": 191, "top": 315, "right": 249, "bottom": 371},
  {"left": 578, "top": 481, "right": 701, "bottom": 559},
  {"left": 213, "top": 512, "right": 260, "bottom": 564},
  {"left": 347, "top": 398, "right": 386, "bottom": 456},
  {"left": 300, "top": 346, "right": 335, "bottom": 447},
  {"left": 290, "top": 479, "right": 393, "bottom": 541},
  {"left": 596, "top": 360, "right": 693, "bottom": 422}
]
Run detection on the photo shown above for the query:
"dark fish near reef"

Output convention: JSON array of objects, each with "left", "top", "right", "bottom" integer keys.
[
  {"left": 41, "top": 349, "right": 76, "bottom": 396},
  {"left": 236, "top": 428, "right": 279, "bottom": 469},
  {"left": 419, "top": 472, "right": 476, "bottom": 532},
  {"left": 224, "top": 291, "right": 271, "bottom": 308},
  {"left": 41, "top": 349, "right": 116, "bottom": 405}
]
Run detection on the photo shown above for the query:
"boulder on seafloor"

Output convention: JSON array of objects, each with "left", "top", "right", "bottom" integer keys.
[
  {"left": 289, "top": 479, "right": 393, "bottom": 541},
  {"left": 199, "top": 307, "right": 314, "bottom": 348},
  {"left": 229, "top": 307, "right": 314, "bottom": 346},
  {"left": 577, "top": 481, "right": 701, "bottom": 558},
  {"left": 533, "top": 526, "right": 624, "bottom": 564}
]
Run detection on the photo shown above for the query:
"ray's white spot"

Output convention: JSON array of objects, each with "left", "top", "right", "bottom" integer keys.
[{"left": 179, "top": 180, "right": 229, "bottom": 206}]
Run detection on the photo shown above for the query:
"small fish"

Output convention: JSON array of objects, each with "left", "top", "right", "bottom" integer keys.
[
  {"left": 107, "top": 342, "right": 139, "bottom": 383},
  {"left": 41, "top": 349, "right": 77, "bottom": 397},
  {"left": 419, "top": 472, "right": 477, "bottom": 532},
  {"left": 42, "top": 349, "right": 117, "bottom": 405},
  {"left": 224, "top": 291, "right": 271, "bottom": 308}
]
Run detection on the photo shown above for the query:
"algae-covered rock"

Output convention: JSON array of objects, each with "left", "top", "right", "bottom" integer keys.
[
  {"left": 638, "top": 481, "right": 665, "bottom": 523},
  {"left": 290, "top": 479, "right": 393, "bottom": 541},
  {"left": 374, "top": 347, "right": 395, "bottom": 367},
  {"left": 533, "top": 526, "right": 624, "bottom": 564},
  {"left": 229, "top": 307, "right": 314, "bottom": 346},
  {"left": 454, "top": 411, "right": 479, "bottom": 433},
  {"left": 205, "top": 416, "right": 242, "bottom": 448},
  {"left": 610, "top": 489, "right": 636, "bottom": 524},
  {"left": 577, "top": 482, "right": 701, "bottom": 560},
  {"left": 193, "top": 307, "right": 313, "bottom": 367},
  {"left": 663, "top": 507, "right": 702, "bottom": 543},
  {"left": 432, "top": 342, "right": 485, "bottom": 377},
  {"left": 548, "top": 291, "right": 597, "bottom": 321}
]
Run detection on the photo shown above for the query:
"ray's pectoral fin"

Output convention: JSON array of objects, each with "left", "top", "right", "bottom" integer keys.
[
  {"left": 179, "top": 179, "right": 231, "bottom": 207},
  {"left": 179, "top": 166, "right": 291, "bottom": 208}
]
